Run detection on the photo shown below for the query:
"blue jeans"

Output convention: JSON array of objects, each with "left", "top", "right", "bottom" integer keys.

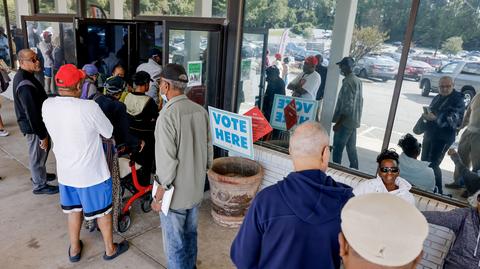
[
  {"left": 160, "top": 205, "right": 199, "bottom": 269},
  {"left": 332, "top": 126, "right": 359, "bottom": 169}
]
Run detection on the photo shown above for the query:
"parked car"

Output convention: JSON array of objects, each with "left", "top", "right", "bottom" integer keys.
[
  {"left": 412, "top": 56, "right": 443, "bottom": 69},
  {"left": 404, "top": 60, "right": 435, "bottom": 81},
  {"left": 291, "top": 49, "right": 320, "bottom": 62},
  {"left": 383, "top": 52, "right": 401, "bottom": 62},
  {"left": 353, "top": 56, "right": 398, "bottom": 82},
  {"left": 419, "top": 61, "right": 480, "bottom": 106}
]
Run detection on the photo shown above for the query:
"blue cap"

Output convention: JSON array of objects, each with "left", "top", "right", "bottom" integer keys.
[{"left": 82, "top": 64, "right": 99, "bottom": 76}]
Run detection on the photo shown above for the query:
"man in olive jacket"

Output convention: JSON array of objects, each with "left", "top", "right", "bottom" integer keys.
[{"left": 151, "top": 64, "right": 213, "bottom": 269}]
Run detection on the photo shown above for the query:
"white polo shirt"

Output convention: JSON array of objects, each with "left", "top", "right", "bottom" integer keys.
[{"left": 42, "top": 97, "right": 113, "bottom": 188}]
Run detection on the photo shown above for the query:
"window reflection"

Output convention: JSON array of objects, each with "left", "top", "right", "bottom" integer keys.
[
  {"left": 38, "top": 0, "right": 76, "bottom": 14},
  {"left": 0, "top": 0, "right": 12, "bottom": 68},
  {"left": 26, "top": 21, "right": 76, "bottom": 92},
  {"left": 391, "top": 0, "right": 480, "bottom": 202},
  {"left": 138, "top": 0, "right": 227, "bottom": 17},
  {"left": 238, "top": 0, "right": 411, "bottom": 176}
]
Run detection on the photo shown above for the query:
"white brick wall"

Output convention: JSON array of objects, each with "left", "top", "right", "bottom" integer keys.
[{"left": 246, "top": 145, "right": 457, "bottom": 269}]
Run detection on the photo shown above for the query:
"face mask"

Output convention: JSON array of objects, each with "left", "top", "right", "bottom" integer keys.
[
  {"left": 161, "top": 93, "right": 168, "bottom": 103},
  {"left": 160, "top": 81, "right": 169, "bottom": 102}
]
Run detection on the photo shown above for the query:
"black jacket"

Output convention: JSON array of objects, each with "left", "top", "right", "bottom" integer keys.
[
  {"left": 426, "top": 90, "right": 465, "bottom": 140},
  {"left": 93, "top": 93, "right": 139, "bottom": 151},
  {"left": 315, "top": 65, "right": 328, "bottom": 100},
  {"left": 13, "top": 68, "right": 48, "bottom": 139},
  {"left": 127, "top": 92, "right": 159, "bottom": 134},
  {"left": 263, "top": 77, "right": 285, "bottom": 122}
]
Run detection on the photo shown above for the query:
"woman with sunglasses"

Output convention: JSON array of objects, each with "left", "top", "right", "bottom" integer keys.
[
  {"left": 422, "top": 191, "right": 480, "bottom": 269},
  {"left": 353, "top": 149, "right": 415, "bottom": 204}
]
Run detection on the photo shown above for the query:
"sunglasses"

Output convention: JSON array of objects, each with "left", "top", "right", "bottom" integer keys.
[
  {"left": 379, "top": 167, "right": 399, "bottom": 173},
  {"left": 25, "top": 57, "right": 39, "bottom": 63}
]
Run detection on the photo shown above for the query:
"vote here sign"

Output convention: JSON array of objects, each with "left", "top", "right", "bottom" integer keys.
[
  {"left": 269, "top": 94, "right": 319, "bottom": 131},
  {"left": 208, "top": 106, "right": 254, "bottom": 159}
]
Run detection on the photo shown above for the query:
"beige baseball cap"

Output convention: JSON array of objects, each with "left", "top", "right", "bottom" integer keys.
[{"left": 341, "top": 193, "right": 429, "bottom": 267}]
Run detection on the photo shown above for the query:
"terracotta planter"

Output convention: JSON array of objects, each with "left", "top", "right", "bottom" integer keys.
[{"left": 207, "top": 157, "right": 263, "bottom": 228}]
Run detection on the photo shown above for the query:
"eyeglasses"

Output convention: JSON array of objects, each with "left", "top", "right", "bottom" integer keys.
[
  {"left": 439, "top": 85, "right": 452, "bottom": 89},
  {"left": 379, "top": 167, "right": 399, "bottom": 173},
  {"left": 25, "top": 57, "right": 39, "bottom": 64}
]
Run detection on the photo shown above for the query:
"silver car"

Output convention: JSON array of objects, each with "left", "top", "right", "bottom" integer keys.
[
  {"left": 419, "top": 61, "right": 480, "bottom": 106},
  {"left": 354, "top": 56, "right": 398, "bottom": 82}
]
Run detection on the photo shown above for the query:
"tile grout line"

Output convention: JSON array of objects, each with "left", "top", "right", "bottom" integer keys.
[{"left": 0, "top": 144, "right": 30, "bottom": 170}]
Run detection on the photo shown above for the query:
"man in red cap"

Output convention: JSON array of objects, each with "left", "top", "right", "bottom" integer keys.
[
  {"left": 287, "top": 55, "right": 321, "bottom": 99},
  {"left": 272, "top": 53, "right": 283, "bottom": 73},
  {"left": 42, "top": 64, "right": 129, "bottom": 263}
]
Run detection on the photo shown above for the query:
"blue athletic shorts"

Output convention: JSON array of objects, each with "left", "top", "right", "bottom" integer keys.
[
  {"left": 59, "top": 178, "right": 112, "bottom": 220},
  {"left": 43, "top": 67, "right": 52, "bottom": 78}
]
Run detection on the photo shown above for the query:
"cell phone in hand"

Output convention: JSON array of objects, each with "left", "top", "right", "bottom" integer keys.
[{"left": 423, "top": 106, "right": 431, "bottom": 114}]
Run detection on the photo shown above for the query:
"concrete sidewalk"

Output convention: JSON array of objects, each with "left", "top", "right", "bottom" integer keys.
[{"left": 0, "top": 96, "right": 238, "bottom": 269}]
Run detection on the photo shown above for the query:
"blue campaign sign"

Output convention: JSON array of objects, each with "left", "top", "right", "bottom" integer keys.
[
  {"left": 269, "top": 94, "right": 319, "bottom": 130},
  {"left": 208, "top": 106, "right": 254, "bottom": 159}
]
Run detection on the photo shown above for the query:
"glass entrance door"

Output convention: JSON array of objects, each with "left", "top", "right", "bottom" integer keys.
[
  {"left": 165, "top": 23, "right": 224, "bottom": 108},
  {"left": 237, "top": 29, "right": 268, "bottom": 114},
  {"left": 22, "top": 16, "right": 77, "bottom": 94},
  {"left": 76, "top": 18, "right": 136, "bottom": 79}
]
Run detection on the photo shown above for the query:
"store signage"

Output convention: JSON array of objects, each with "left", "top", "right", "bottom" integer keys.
[{"left": 187, "top": 61, "right": 202, "bottom": 86}]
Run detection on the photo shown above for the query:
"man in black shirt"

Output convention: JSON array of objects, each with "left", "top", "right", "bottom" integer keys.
[
  {"left": 263, "top": 66, "right": 285, "bottom": 122},
  {"left": 13, "top": 49, "right": 57, "bottom": 194},
  {"left": 315, "top": 54, "right": 328, "bottom": 100},
  {"left": 123, "top": 71, "right": 159, "bottom": 185}
]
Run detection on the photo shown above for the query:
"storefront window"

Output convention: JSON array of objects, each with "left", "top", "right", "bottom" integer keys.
[
  {"left": 26, "top": 21, "right": 76, "bottom": 92},
  {"left": 0, "top": 0, "right": 12, "bottom": 67},
  {"left": 38, "top": 0, "right": 76, "bottom": 14},
  {"left": 138, "top": 0, "right": 227, "bottom": 17},
  {"left": 391, "top": 0, "right": 480, "bottom": 201},
  {"left": 86, "top": 0, "right": 132, "bottom": 20},
  {"left": 239, "top": 1, "right": 410, "bottom": 175}
]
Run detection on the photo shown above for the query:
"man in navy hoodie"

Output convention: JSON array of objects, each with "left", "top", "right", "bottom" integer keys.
[{"left": 231, "top": 122, "right": 354, "bottom": 269}]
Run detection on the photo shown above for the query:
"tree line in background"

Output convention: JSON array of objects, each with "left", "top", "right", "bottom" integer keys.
[
  {"left": 244, "top": 0, "right": 480, "bottom": 52},
  {"left": 2, "top": 0, "right": 479, "bottom": 54}
]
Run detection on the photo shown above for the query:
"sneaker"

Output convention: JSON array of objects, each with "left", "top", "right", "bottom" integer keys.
[
  {"left": 445, "top": 183, "right": 463, "bottom": 189},
  {"left": 0, "top": 129, "right": 9, "bottom": 137},
  {"left": 33, "top": 184, "right": 59, "bottom": 195}
]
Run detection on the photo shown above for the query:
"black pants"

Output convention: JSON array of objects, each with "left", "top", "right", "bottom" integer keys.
[
  {"left": 421, "top": 132, "right": 454, "bottom": 194},
  {"left": 131, "top": 130, "right": 155, "bottom": 186}
]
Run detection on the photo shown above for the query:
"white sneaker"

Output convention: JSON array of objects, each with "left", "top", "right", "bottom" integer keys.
[{"left": 0, "top": 129, "right": 9, "bottom": 137}]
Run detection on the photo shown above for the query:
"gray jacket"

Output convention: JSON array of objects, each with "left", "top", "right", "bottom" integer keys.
[
  {"left": 423, "top": 208, "right": 480, "bottom": 269},
  {"left": 154, "top": 95, "right": 213, "bottom": 210},
  {"left": 332, "top": 73, "right": 363, "bottom": 129}
]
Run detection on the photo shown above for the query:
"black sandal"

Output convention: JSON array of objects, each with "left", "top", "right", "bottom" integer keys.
[
  {"left": 68, "top": 240, "right": 83, "bottom": 263},
  {"left": 103, "top": 240, "right": 129, "bottom": 261}
]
